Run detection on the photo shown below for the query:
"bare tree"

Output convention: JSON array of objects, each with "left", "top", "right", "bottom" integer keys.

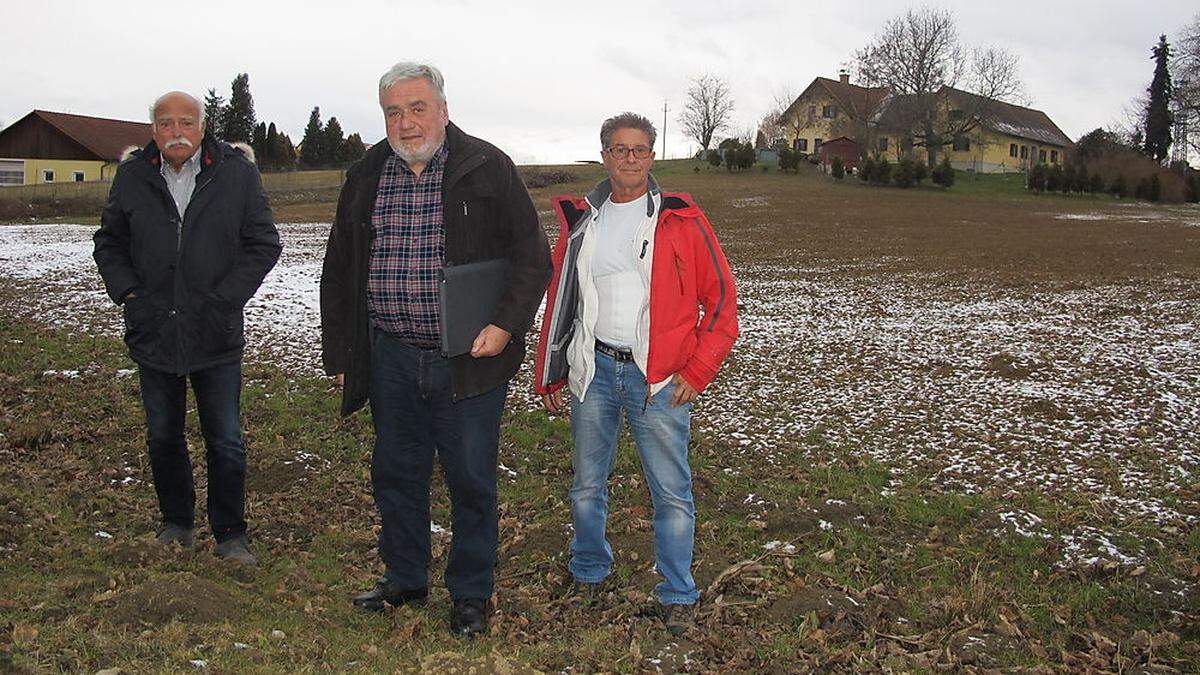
[
  {"left": 678, "top": 74, "right": 735, "bottom": 153},
  {"left": 1174, "top": 13, "right": 1200, "bottom": 159},
  {"left": 854, "top": 6, "right": 1023, "bottom": 165}
]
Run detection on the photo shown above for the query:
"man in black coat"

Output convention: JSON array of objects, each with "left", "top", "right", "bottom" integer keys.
[
  {"left": 93, "top": 91, "right": 281, "bottom": 566},
  {"left": 320, "top": 62, "right": 550, "bottom": 636}
]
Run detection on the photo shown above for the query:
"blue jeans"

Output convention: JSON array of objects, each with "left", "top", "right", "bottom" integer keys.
[
  {"left": 569, "top": 350, "right": 698, "bottom": 605},
  {"left": 138, "top": 362, "right": 247, "bottom": 542},
  {"left": 369, "top": 331, "right": 508, "bottom": 600}
]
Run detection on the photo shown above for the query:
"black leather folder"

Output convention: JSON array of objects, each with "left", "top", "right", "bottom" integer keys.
[{"left": 438, "top": 258, "right": 510, "bottom": 357}]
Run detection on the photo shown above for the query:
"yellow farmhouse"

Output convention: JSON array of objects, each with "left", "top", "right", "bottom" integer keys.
[
  {"left": 0, "top": 110, "right": 151, "bottom": 186},
  {"left": 780, "top": 73, "right": 1073, "bottom": 173}
]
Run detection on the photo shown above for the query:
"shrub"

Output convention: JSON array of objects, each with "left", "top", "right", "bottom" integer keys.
[
  {"left": 931, "top": 156, "right": 955, "bottom": 187},
  {"left": 1134, "top": 177, "right": 1149, "bottom": 200},
  {"left": 707, "top": 149, "right": 723, "bottom": 169},
  {"left": 830, "top": 156, "right": 845, "bottom": 179},
  {"left": 1060, "top": 163, "right": 1075, "bottom": 194},
  {"left": 913, "top": 160, "right": 929, "bottom": 184},
  {"left": 778, "top": 148, "right": 796, "bottom": 173},
  {"left": 724, "top": 142, "right": 738, "bottom": 172},
  {"left": 1046, "top": 164, "right": 1063, "bottom": 192},
  {"left": 736, "top": 144, "right": 757, "bottom": 171},
  {"left": 893, "top": 157, "right": 916, "bottom": 188},
  {"left": 1186, "top": 173, "right": 1200, "bottom": 203},
  {"left": 1110, "top": 174, "right": 1128, "bottom": 198},
  {"left": 859, "top": 157, "right": 875, "bottom": 182},
  {"left": 1073, "top": 166, "right": 1090, "bottom": 193},
  {"left": 1148, "top": 173, "right": 1162, "bottom": 202},
  {"left": 1089, "top": 172, "right": 1104, "bottom": 194},
  {"left": 1027, "top": 164, "right": 1046, "bottom": 192},
  {"left": 873, "top": 157, "right": 892, "bottom": 185},
  {"left": 519, "top": 169, "right": 577, "bottom": 189}
]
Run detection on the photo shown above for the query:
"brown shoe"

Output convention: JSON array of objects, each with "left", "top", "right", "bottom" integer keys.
[{"left": 662, "top": 602, "right": 696, "bottom": 636}]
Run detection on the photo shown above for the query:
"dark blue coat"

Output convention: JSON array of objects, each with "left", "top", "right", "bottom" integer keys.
[{"left": 93, "top": 136, "right": 281, "bottom": 374}]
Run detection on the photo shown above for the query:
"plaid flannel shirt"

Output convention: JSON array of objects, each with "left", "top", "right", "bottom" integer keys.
[{"left": 367, "top": 143, "right": 447, "bottom": 347}]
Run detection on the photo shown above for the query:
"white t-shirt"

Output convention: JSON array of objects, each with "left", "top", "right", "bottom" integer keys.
[{"left": 591, "top": 197, "right": 648, "bottom": 349}]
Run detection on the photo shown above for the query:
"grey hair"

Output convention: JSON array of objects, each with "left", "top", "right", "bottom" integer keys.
[
  {"left": 149, "top": 91, "right": 204, "bottom": 125},
  {"left": 379, "top": 62, "right": 446, "bottom": 104},
  {"left": 600, "top": 112, "right": 656, "bottom": 149}
]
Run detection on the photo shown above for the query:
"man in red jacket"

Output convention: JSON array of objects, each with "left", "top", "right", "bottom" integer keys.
[{"left": 534, "top": 112, "right": 738, "bottom": 635}]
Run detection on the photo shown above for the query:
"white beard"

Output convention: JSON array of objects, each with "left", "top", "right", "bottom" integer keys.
[{"left": 389, "top": 131, "right": 444, "bottom": 164}]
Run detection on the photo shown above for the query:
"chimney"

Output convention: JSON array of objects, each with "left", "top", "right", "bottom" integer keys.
[{"left": 839, "top": 69, "right": 850, "bottom": 85}]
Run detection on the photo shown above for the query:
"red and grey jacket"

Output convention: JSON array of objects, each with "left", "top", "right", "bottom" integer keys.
[{"left": 534, "top": 177, "right": 738, "bottom": 397}]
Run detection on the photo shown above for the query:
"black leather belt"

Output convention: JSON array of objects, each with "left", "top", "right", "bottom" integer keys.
[{"left": 595, "top": 340, "right": 634, "bottom": 362}]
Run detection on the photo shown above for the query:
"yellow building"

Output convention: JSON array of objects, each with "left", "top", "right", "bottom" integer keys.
[
  {"left": 0, "top": 110, "right": 151, "bottom": 186},
  {"left": 778, "top": 73, "right": 888, "bottom": 157},
  {"left": 780, "top": 75, "right": 1074, "bottom": 173}
]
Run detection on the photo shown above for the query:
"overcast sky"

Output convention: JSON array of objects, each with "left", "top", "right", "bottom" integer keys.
[{"left": 2, "top": 1, "right": 1196, "bottom": 165}]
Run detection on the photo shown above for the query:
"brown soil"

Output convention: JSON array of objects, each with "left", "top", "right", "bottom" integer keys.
[{"left": 107, "top": 572, "right": 240, "bottom": 626}]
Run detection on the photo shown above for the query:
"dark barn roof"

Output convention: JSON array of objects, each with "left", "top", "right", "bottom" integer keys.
[
  {"left": 873, "top": 88, "right": 1074, "bottom": 148},
  {"left": 0, "top": 110, "right": 151, "bottom": 161}
]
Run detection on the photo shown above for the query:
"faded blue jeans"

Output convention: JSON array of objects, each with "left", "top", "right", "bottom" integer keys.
[{"left": 569, "top": 349, "right": 698, "bottom": 606}]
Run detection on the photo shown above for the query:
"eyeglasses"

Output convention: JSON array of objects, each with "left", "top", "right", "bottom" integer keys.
[{"left": 605, "top": 144, "right": 653, "bottom": 160}]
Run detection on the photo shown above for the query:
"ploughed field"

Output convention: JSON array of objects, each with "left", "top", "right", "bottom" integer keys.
[{"left": 1, "top": 167, "right": 1197, "bottom": 671}]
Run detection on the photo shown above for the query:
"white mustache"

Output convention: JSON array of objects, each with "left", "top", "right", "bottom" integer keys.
[{"left": 164, "top": 138, "right": 194, "bottom": 149}]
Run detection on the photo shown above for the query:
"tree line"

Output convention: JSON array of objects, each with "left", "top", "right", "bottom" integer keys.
[{"left": 202, "top": 73, "right": 366, "bottom": 172}]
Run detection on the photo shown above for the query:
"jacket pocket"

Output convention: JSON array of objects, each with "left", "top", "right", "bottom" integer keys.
[
  {"left": 122, "top": 295, "right": 159, "bottom": 350},
  {"left": 672, "top": 252, "right": 687, "bottom": 295},
  {"left": 201, "top": 294, "right": 242, "bottom": 352}
]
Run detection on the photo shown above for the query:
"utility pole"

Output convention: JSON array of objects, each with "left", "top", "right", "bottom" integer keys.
[{"left": 662, "top": 100, "right": 669, "bottom": 159}]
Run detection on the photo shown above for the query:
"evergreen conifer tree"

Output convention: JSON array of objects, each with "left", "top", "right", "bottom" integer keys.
[
  {"left": 324, "top": 117, "right": 346, "bottom": 165},
  {"left": 221, "top": 73, "right": 257, "bottom": 143},
  {"left": 264, "top": 123, "right": 279, "bottom": 171},
  {"left": 251, "top": 122, "right": 267, "bottom": 165},
  {"left": 1144, "top": 35, "right": 1174, "bottom": 162},
  {"left": 202, "top": 88, "right": 226, "bottom": 137},
  {"left": 299, "top": 107, "right": 326, "bottom": 168},
  {"left": 344, "top": 133, "right": 366, "bottom": 164}
]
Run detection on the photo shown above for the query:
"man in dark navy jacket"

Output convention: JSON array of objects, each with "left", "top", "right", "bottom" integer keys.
[{"left": 93, "top": 90, "right": 281, "bottom": 566}]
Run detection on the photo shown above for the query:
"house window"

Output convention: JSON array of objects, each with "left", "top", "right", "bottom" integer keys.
[
  {"left": 952, "top": 136, "right": 970, "bottom": 152},
  {"left": 42, "top": 169, "right": 55, "bottom": 183},
  {"left": 1019, "top": 146, "right": 1028, "bottom": 159},
  {"left": 1050, "top": 150, "right": 1058, "bottom": 164},
  {"left": 822, "top": 105, "right": 837, "bottom": 118},
  {"left": 1038, "top": 149, "right": 1047, "bottom": 163},
  {"left": 1009, "top": 143, "right": 1018, "bottom": 157},
  {"left": 814, "top": 138, "right": 823, "bottom": 151},
  {"left": 73, "top": 171, "right": 85, "bottom": 182},
  {"left": 794, "top": 138, "right": 808, "bottom": 152},
  {"left": 949, "top": 109, "right": 965, "bottom": 120},
  {"left": 808, "top": 105, "right": 817, "bottom": 119},
  {"left": 877, "top": 137, "right": 889, "bottom": 152}
]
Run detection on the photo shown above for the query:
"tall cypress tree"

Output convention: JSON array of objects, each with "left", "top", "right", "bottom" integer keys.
[
  {"left": 221, "top": 73, "right": 257, "bottom": 143},
  {"left": 250, "top": 122, "right": 268, "bottom": 165},
  {"left": 324, "top": 116, "right": 346, "bottom": 165},
  {"left": 299, "top": 107, "right": 325, "bottom": 168},
  {"left": 1144, "top": 35, "right": 1174, "bottom": 162},
  {"left": 345, "top": 133, "right": 366, "bottom": 164},
  {"left": 202, "top": 88, "right": 226, "bottom": 137},
  {"left": 264, "top": 123, "right": 279, "bottom": 170}
]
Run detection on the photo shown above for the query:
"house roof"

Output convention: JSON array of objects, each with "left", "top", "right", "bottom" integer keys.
[
  {"left": 23, "top": 110, "right": 152, "bottom": 161},
  {"left": 782, "top": 77, "right": 890, "bottom": 123},
  {"left": 944, "top": 88, "right": 1073, "bottom": 147},
  {"left": 874, "top": 88, "right": 1074, "bottom": 148}
]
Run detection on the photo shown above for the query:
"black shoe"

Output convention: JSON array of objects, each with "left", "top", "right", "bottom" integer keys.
[
  {"left": 662, "top": 602, "right": 696, "bottom": 636},
  {"left": 449, "top": 597, "right": 489, "bottom": 638},
  {"left": 352, "top": 579, "right": 428, "bottom": 612}
]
